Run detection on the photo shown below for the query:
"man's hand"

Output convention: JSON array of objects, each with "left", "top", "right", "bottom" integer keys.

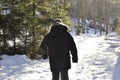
[{"left": 72, "top": 57, "right": 78, "bottom": 63}]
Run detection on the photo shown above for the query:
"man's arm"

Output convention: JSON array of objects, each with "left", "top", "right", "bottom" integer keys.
[
  {"left": 67, "top": 32, "right": 78, "bottom": 63},
  {"left": 40, "top": 36, "right": 48, "bottom": 59}
]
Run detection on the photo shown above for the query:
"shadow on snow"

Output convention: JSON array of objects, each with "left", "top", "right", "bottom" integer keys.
[{"left": 112, "top": 55, "right": 120, "bottom": 80}]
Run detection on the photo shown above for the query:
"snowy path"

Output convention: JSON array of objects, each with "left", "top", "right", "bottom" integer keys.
[
  {"left": 0, "top": 33, "right": 120, "bottom": 80},
  {"left": 70, "top": 35, "right": 117, "bottom": 80}
]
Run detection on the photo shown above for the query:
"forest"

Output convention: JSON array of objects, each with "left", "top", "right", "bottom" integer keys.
[{"left": 0, "top": 0, "right": 120, "bottom": 59}]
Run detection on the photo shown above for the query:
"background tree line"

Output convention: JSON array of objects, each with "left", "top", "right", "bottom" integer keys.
[
  {"left": 0, "top": 0, "right": 71, "bottom": 59},
  {"left": 68, "top": 0, "right": 120, "bottom": 35}
]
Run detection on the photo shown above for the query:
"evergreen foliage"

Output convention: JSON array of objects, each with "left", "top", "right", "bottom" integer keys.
[
  {"left": 113, "top": 18, "right": 120, "bottom": 34},
  {"left": 0, "top": 0, "right": 71, "bottom": 59}
]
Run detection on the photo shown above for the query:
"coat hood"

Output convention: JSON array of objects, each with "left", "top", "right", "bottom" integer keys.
[{"left": 49, "top": 22, "right": 68, "bottom": 37}]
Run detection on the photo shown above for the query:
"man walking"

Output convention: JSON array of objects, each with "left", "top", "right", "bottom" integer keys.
[{"left": 40, "top": 19, "right": 78, "bottom": 80}]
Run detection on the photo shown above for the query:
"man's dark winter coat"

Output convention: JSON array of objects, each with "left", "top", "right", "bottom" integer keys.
[{"left": 40, "top": 22, "right": 78, "bottom": 72}]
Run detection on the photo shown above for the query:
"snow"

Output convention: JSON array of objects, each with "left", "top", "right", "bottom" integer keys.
[
  {"left": 115, "top": 47, "right": 120, "bottom": 55},
  {"left": 0, "top": 29, "right": 120, "bottom": 80}
]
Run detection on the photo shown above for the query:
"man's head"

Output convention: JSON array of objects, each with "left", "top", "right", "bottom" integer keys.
[{"left": 54, "top": 19, "right": 62, "bottom": 23}]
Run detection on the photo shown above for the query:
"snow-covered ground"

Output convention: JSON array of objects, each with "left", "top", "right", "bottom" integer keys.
[{"left": 0, "top": 29, "right": 120, "bottom": 80}]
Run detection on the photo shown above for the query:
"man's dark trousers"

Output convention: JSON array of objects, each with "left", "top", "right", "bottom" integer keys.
[{"left": 52, "top": 70, "right": 69, "bottom": 80}]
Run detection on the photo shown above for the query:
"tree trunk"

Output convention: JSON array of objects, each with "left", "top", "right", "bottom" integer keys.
[
  {"left": 32, "top": 2, "right": 35, "bottom": 37},
  {"left": 13, "top": 33, "right": 16, "bottom": 54},
  {"left": 93, "top": 0, "right": 97, "bottom": 34},
  {"left": 103, "top": 0, "right": 109, "bottom": 35}
]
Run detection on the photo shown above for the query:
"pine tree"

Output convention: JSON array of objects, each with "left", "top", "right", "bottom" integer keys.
[
  {"left": 0, "top": 0, "right": 71, "bottom": 58},
  {"left": 24, "top": 0, "right": 71, "bottom": 59},
  {"left": 0, "top": 0, "right": 28, "bottom": 54}
]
